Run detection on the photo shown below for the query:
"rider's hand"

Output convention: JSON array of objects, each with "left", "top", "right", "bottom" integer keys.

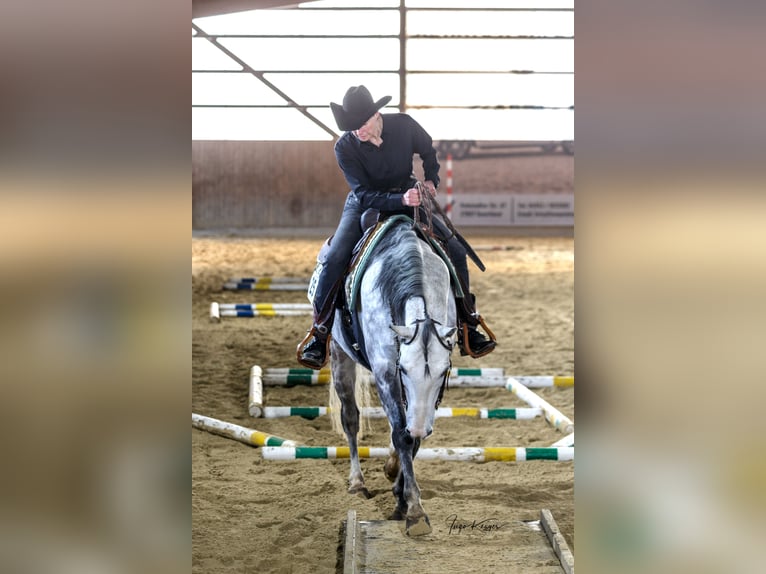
[
  {"left": 402, "top": 187, "right": 421, "bottom": 207},
  {"left": 423, "top": 181, "right": 437, "bottom": 197}
]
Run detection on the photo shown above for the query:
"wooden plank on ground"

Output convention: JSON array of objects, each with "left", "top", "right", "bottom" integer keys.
[
  {"left": 342, "top": 509, "right": 571, "bottom": 573},
  {"left": 540, "top": 508, "right": 575, "bottom": 574}
]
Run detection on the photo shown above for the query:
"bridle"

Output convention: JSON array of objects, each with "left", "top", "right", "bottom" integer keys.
[
  {"left": 397, "top": 190, "right": 457, "bottom": 413},
  {"left": 395, "top": 318, "right": 453, "bottom": 411}
]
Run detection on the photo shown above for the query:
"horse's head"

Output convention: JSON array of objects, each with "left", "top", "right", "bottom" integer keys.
[{"left": 391, "top": 316, "right": 456, "bottom": 439}]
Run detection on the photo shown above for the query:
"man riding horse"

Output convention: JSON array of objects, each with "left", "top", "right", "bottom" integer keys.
[{"left": 297, "top": 85, "right": 496, "bottom": 369}]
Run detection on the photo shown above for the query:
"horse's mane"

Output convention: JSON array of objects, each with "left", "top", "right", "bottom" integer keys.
[{"left": 373, "top": 221, "right": 425, "bottom": 325}]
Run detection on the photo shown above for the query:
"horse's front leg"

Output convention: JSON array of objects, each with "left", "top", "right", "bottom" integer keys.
[
  {"left": 330, "top": 342, "right": 370, "bottom": 498},
  {"left": 390, "top": 427, "right": 430, "bottom": 536},
  {"left": 373, "top": 364, "right": 431, "bottom": 536}
]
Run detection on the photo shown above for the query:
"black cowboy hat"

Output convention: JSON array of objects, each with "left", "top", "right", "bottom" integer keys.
[{"left": 330, "top": 85, "right": 392, "bottom": 132}]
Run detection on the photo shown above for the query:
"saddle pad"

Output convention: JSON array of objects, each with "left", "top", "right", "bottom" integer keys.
[{"left": 344, "top": 215, "right": 463, "bottom": 312}]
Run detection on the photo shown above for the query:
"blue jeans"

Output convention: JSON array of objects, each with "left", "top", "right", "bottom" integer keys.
[{"left": 312, "top": 192, "right": 470, "bottom": 321}]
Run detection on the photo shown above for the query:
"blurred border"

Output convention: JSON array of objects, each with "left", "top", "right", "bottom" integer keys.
[
  {"left": 0, "top": 1, "right": 190, "bottom": 573},
  {"left": 576, "top": 2, "right": 766, "bottom": 572}
]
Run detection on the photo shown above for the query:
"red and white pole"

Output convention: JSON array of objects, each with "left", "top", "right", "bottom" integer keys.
[{"left": 445, "top": 153, "right": 454, "bottom": 220}]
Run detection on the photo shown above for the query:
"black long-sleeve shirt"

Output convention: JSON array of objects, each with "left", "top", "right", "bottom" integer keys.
[{"left": 333, "top": 113, "right": 441, "bottom": 212}]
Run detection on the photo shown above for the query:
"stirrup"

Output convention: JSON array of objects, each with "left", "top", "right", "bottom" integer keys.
[
  {"left": 459, "top": 316, "right": 497, "bottom": 359},
  {"left": 296, "top": 325, "right": 331, "bottom": 369}
]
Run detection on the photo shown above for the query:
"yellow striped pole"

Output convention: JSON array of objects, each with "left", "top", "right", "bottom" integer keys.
[
  {"left": 262, "top": 372, "right": 332, "bottom": 386},
  {"left": 262, "top": 446, "right": 573, "bottom": 462},
  {"left": 262, "top": 406, "right": 542, "bottom": 419},
  {"left": 223, "top": 277, "right": 310, "bottom": 291},
  {"left": 192, "top": 413, "right": 297, "bottom": 447}
]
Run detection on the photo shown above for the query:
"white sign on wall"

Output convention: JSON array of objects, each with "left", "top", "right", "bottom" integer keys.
[{"left": 443, "top": 194, "right": 574, "bottom": 226}]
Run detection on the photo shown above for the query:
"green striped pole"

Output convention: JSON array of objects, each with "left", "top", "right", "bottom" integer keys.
[
  {"left": 262, "top": 406, "right": 542, "bottom": 420},
  {"left": 262, "top": 373, "right": 332, "bottom": 386},
  {"left": 262, "top": 446, "right": 573, "bottom": 462},
  {"left": 261, "top": 375, "right": 571, "bottom": 388},
  {"left": 192, "top": 413, "right": 297, "bottom": 447},
  {"left": 415, "top": 447, "right": 574, "bottom": 462},
  {"left": 450, "top": 368, "right": 505, "bottom": 377},
  {"left": 263, "top": 367, "right": 504, "bottom": 377},
  {"left": 260, "top": 367, "right": 572, "bottom": 389},
  {"left": 263, "top": 446, "right": 393, "bottom": 460},
  {"left": 477, "top": 408, "right": 542, "bottom": 419},
  {"left": 266, "top": 368, "right": 331, "bottom": 375},
  {"left": 262, "top": 375, "right": 566, "bottom": 388},
  {"left": 264, "top": 406, "right": 332, "bottom": 419},
  {"left": 448, "top": 375, "right": 574, "bottom": 388}
]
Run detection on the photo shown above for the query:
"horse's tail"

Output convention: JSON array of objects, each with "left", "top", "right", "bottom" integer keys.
[{"left": 328, "top": 364, "right": 374, "bottom": 439}]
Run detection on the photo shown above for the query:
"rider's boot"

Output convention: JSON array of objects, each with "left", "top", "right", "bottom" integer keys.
[
  {"left": 297, "top": 278, "right": 340, "bottom": 370},
  {"left": 297, "top": 319, "right": 332, "bottom": 369},
  {"left": 460, "top": 324, "right": 496, "bottom": 357},
  {"left": 457, "top": 293, "right": 496, "bottom": 358}
]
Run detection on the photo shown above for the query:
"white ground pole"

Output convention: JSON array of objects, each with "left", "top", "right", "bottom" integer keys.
[
  {"left": 222, "top": 277, "right": 311, "bottom": 291},
  {"left": 218, "top": 303, "right": 313, "bottom": 310},
  {"left": 209, "top": 302, "right": 312, "bottom": 320},
  {"left": 550, "top": 432, "right": 574, "bottom": 447},
  {"left": 192, "top": 413, "right": 297, "bottom": 447},
  {"left": 262, "top": 406, "right": 543, "bottom": 420},
  {"left": 512, "top": 376, "right": 574, "bottom": 389},
  {"left": 439, "top": 376, "right": 574, "bottom": 388},
  {"left": 506, "top": 377, "right": 574, "bottom": 434},
  {"left": 249, "top": 365, "right": 263, "bottom": 417},
  {"left": 218, "top": 309, "right": 311, "bottom": 317},
  {"left": 447, "top": 376, "right": 506, "bottom": 387},
  {"left": 262, "top": 446, "right": 574, "bottom": 462}
]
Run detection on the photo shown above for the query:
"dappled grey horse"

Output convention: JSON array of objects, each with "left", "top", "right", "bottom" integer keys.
[{"left": 330, "top": 217, "right": 457, "bottom": 536}]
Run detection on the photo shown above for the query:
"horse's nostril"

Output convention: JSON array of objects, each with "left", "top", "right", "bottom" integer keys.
[{"left": 406, "top": 427, "right": 428, "bottom": 439}]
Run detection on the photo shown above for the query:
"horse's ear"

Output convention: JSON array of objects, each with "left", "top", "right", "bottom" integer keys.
[{"left": 390, "top": 324, "right": 416, "bottom": 342}]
